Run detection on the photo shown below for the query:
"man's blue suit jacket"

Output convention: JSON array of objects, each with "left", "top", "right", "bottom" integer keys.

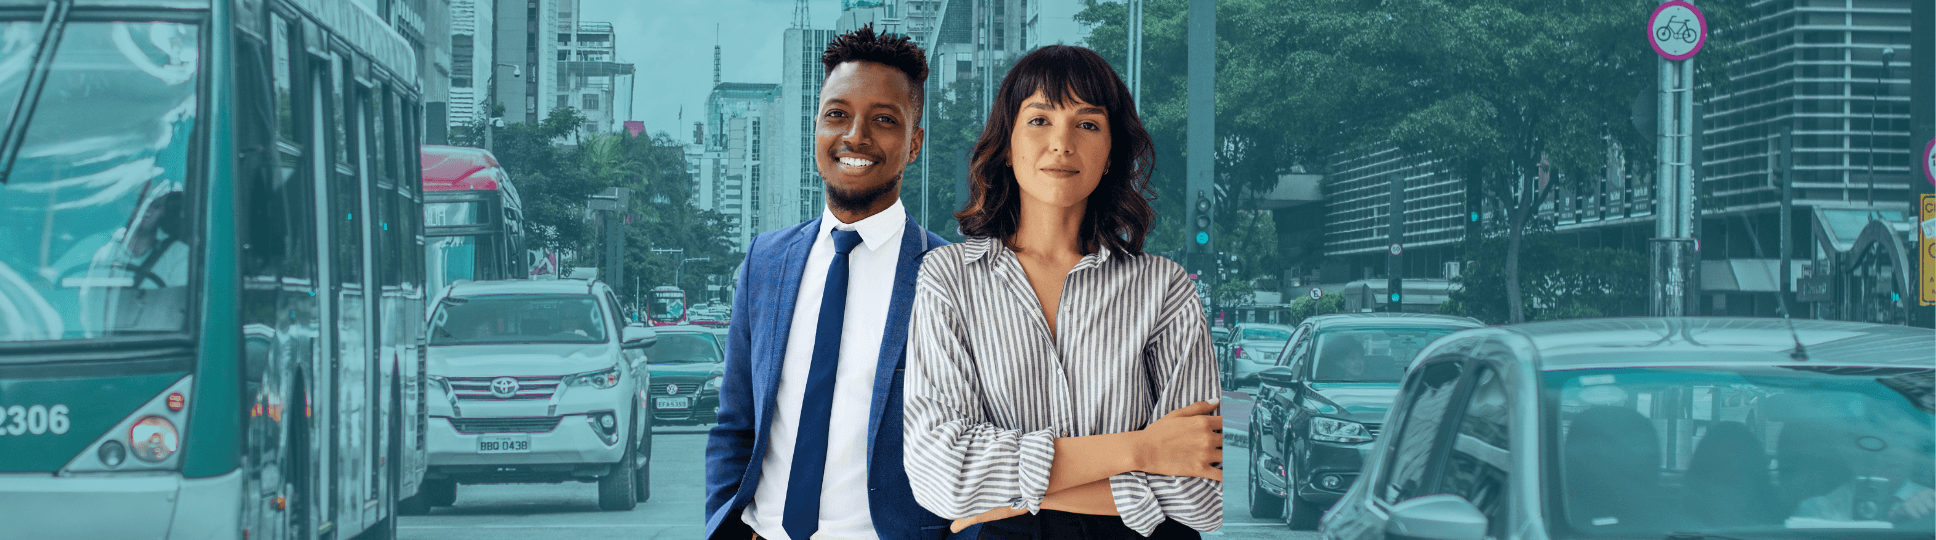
[{"left": 703, "top": 215, "right": 973, "bottom": 540}]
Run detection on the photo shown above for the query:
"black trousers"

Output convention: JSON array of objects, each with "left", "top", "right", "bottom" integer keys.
[{"left": 975, "top": 510, "right": 1202, "bottom": 540}]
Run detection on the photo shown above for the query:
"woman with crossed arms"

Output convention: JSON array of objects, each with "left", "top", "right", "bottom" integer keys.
[{"left": 903, "top": 45, "right": 1223, "bottom": 539}]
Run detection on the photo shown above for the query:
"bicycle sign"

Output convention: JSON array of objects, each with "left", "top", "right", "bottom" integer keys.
[
  {"left": 1648, "top": 1, "right": 1707, "bottom": 60},
  {"left": 1922, "top": 137, "right": 1934, "bottom": 188}
]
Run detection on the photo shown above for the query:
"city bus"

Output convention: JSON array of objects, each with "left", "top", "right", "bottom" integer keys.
[
  {"left": 420, "top": 144, "right": 526, "bottom": 298},
  {"left": 647, "top": 285, "right": 687, "bottom": 326},
  {"left": 0, "top": 0, "right": 428, "bottom": 539}
]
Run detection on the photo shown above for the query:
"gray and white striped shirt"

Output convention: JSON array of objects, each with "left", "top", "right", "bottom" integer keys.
[{"left": 903, "top": 237, "right": 1223, "bottom": 536}]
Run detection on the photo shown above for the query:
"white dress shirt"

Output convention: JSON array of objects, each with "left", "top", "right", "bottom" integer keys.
[{"left": 743, "top": 200, "right": 907, "bottom": 540}]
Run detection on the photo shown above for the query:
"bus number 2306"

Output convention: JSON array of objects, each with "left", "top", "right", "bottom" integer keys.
[{"left": 0, "top": 405, "right": 71, "bottom": 436}]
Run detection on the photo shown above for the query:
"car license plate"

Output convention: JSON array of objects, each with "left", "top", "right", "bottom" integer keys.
[
  {"left": 656, "top": 397, "right": 690, "bottom": 409},
  {"left": 478, "top": 434, "right": 530, "bottom": 454}
]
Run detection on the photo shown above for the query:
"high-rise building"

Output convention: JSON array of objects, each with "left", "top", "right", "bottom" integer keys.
[
  {"left": 496, "top": 0, "right": 559, "bottom": 124},
  {"left": 707, "top": 82, "right": 782, "bottom": 251},
  {"left": 1025, "top": 0, "right": 1091, "bottom": 48},
  {"left": 448, "top": 0, "right": 493, "bottom": 132},
  {"left": 780, "top": 28, "right": 840, "bottom": 225},
  {"left": 555, "top": 1, "right": 636, "bottom": 135}
]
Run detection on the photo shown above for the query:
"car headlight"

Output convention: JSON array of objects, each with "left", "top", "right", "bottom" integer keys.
[
  {"left": 704, "top": 375, "right": 721, "bottom": 391},
  {"left": 1311, "top": 417, "right": 1373, "bottom": 444},
  {"left": 426, "top": 374, "right": 451, "bottom": 394},
  {"left": 566, "top": 367, "right": 621, "bottom": 389}
]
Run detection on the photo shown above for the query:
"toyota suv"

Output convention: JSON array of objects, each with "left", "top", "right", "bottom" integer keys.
[{"left": 419, "top": 279, "right": 658, "bottom": 511}]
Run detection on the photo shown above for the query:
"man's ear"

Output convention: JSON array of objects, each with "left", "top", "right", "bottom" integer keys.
[{"left": 909, "top": 125, "right": 924, "bottom": 163}]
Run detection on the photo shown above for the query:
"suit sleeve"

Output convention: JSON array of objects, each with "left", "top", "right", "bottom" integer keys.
[
  {"left": 903, "top": 254, "right": 1059, "bottom": 519},
  {"left": 1107, "top": 265, "right": 1224, "bottom": 534},
  {"left": 704, "top": 235, "right": 761, "bottom": 523}
]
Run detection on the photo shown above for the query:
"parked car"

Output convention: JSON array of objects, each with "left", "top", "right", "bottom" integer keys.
[
  {"left": 645, "top": 325, "right": 725, "bottom": 425},
  {"left": 421, "top": 279, "right": 659, "bottom": 511},
  {"left": 1321, "top": 318, "right": 1935, "bottom": 540},
  {"left": 1225, "top": 323, "right": 1296, "bottom": 390},
  {"left": 1247, "top": 313, "right": 1483, "bottom": 528}
]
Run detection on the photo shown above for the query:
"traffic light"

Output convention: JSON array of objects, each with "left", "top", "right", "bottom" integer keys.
[{"left": 1188, "top": 190, "right": 1213, "bottom": 254}]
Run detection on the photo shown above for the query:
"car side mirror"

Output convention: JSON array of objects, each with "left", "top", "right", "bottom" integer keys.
[
  {"left": 621, "top": 323, "right": 657, "bottom": 349},
  {"left": 1258, "top": 366, "right": 1299, "bottom": 389},
  {"left": 1383, "top": 495, "right": 1487, "bottom": 540}
]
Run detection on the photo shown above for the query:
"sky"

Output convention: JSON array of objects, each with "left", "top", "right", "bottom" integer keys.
[{"left": 581, "top": 0, "right": 848, "bottom": 143}]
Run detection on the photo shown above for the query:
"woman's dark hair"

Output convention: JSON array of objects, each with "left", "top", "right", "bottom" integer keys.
[{"left": 955, "top": 45, "right": 1155, "bottom": 256}]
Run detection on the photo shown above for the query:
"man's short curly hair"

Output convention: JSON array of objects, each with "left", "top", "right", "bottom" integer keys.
[{"left": 821, "top": 24, "right": 928, "bottom": 122}]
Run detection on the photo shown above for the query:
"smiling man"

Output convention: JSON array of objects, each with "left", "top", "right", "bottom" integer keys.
[{"left": 704, "top": 25, "right": 964, "bottom": 540}]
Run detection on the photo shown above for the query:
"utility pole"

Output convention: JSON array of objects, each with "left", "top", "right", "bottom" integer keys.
[
  {"left": 1386, "top": 175, "right": 1404, "bottom": 312},
  {"left": 1129, "top": 0, "right": 1144, "bottom": 104},
  {"left": 1186, "top": 0, "right": 1215, "bottom": 318},
  {"left": 1647, "top": 1, "right": 1706, "bottom": 317},
  {"left": 1777, "top": 127, "right": 1794, "bottom": 316}
]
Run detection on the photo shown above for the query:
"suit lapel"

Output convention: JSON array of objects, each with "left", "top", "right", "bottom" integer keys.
[
  {"left": 866, "top": 218, "right": 927, "bottom": 464},
  {"left": 756, "top": 219, "right": 820, "bottom": 427}
]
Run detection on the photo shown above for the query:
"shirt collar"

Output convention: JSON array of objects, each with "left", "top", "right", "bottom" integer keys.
[
  {"left": 818, "top": 198, "right": 906, "bottom": 253},
  {"left": 962, "top": 236, "right": 1115, "bottom": 267}
]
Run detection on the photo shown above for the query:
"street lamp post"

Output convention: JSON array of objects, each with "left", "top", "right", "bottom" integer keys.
[
  {"left": 485, "top": 62, "right": 521, "bottom": 150},
  {"left": 1869, "top": 48, "right": 1894, "bottom": 206}
]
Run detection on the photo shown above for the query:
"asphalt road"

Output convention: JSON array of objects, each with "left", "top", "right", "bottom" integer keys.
[{"left": 399, "top": 396, "right": 1321, "bottom": 540}]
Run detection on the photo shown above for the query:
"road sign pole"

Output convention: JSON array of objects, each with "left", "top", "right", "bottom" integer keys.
[{"left": 1649, "top": 1, "right": 1706, "bottom": 317}]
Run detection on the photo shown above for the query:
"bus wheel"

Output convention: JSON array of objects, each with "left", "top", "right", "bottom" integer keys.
[{"left": 597, "top": 423, "right": 639, "bottom": 511}]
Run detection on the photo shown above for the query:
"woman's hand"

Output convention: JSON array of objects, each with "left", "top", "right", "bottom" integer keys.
[
  {"left": 951, "top": 506, "right": 1028, "bottom": 533},
  {"left": 1133, "top": 400, "right": 1223, "bottom": 481}
]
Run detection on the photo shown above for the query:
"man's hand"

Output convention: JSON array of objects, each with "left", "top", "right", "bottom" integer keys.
[
  {"left": 1892, "top": 488, "right": 1935, "bottom": 521},
  {"left": 1132, "top": 400, "right": 1223, "bottom": 482},
  {"left": 951, "top": 506, "right": 1028, "bottom": 533}
]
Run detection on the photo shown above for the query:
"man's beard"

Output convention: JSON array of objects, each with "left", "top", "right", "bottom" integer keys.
[{"left": 826, "top": 172, "right": 900, "bottom": 214}]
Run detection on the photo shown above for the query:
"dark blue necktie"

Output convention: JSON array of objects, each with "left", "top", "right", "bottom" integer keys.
[{"left": 783, "top": 229, "right": 864, "bottom": 540}]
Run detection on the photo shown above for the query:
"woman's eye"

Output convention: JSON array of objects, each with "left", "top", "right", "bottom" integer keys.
[
  {"left": 1027, "top": 117, "right": 1047, "bottom": 126},
  {"left": 1079, "top": 121, "right": 1101, "bottom": 131}
]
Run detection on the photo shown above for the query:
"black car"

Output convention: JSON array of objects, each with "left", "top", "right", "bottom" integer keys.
[
  {"left": 644, "top": 325, "right": 725, "bottom": 425},
  {"left": 1320, "top": 318, "right": 1934, "bottom": 540},
  {"left": 1247, "top": 313, "right": 1482, "bottom": 529}
]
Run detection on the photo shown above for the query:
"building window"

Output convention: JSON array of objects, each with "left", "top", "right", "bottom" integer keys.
[
  {"left": 558, "top": 33, "right": 570, "bottom": 44},
  {"left": 557, "top": 94, "right": 569, "bottom": 108},
  {"left": 583, "top": 94, "right": 600, "bottom": 110}
]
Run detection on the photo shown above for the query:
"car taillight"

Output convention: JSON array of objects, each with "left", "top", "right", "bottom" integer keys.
[
  {"left": 1234, "top": 346, "right": 1245, "bottom": 359},
  {"left": 129, "top": 416, "right": 179, "bottom": 462}
]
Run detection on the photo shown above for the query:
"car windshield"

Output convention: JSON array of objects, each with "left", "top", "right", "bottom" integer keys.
[
  {"left": 0, "top": 21, "right": 201, "bottom": 343},
  {"left": 648, "top": 332, "right": 720, "bottom": 364},
  {"left": 429, "top": 294, "right": 608, "bottom": 345},
  {"left": 1242, "top": 328, "right": 1290, "bottom": 341},
  {"left": 1311, "top": 328, "right": 1457, "bottom": 382},
  {"left": 1547, "top": 366, "right": 1934, "bottom": 537}
]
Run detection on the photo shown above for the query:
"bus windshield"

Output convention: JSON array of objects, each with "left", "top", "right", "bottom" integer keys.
[{"left": 0, "top": 21, "right": 201, "bottom": 343}]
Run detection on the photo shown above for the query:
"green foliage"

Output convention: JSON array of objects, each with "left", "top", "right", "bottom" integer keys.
[
  {"left": 478, "top": 109, "right": 737, "bottom": 305},
  {"left": 904, "top": 78, "right": 999, "bottom": 240},
  {"left": 1284, "top": 292, "right": 1346, "bottom": 326},
  {"left": 1441, "top": 233, "right": 1649, "bottom": 324}
]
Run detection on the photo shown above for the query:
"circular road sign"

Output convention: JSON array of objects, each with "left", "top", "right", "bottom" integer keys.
[
  {"left": 1389, "top": 243, "right": 1403, "bottom": 256},
  {"left": 1649, "top": 1, "right": 1707, "bottom": 61},
  {"left": 1310, "top": 287, "right": 1323, "bottom": 300},
  {"left": 1922, "top": 137, "right": 1935, "bottom": 188}
]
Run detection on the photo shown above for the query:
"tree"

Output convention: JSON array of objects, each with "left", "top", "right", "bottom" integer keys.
[
  {"left": 1440, "top": 232, "right": 1650, "bottom": 324},
  {"left": 1080, "top": 0, "right": 1749, "bottom": 322}
]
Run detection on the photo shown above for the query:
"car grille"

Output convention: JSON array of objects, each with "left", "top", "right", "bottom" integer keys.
[
  {"left": 652, "top": 377, "right": 707, "bottom": 396},
  {"left": 448, "top": 375, "right": 563, "bottom": 401},
  {"left": 448, "top": 416, "right": 562, "bottom": 434}
]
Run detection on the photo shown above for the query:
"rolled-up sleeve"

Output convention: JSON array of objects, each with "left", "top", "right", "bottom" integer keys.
[
  {"left": 1107, "top": 267, "right": 1224, "bottom": 535},
  {"left": 903, "top": 260, "right": 1059, "bottom": 519}
]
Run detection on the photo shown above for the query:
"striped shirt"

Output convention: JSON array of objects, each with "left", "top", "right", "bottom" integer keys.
[{"left": 903, "top": 236, "right": 1223, "bottom": 536}]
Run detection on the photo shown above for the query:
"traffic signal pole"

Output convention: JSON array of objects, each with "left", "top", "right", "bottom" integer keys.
[
  {"left": 1387, "top": 175, "right": 1404, "bottom": 312},
  {"left": 1185, "top": 0, "right": 1215, "bottom": 293}
]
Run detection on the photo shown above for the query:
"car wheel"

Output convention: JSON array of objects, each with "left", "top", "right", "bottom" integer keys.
[
  {"left": 420, "top": 480, "right": 456, "bottom": 507},
  {"left": 1247, "top": 442, "right": 1285, "bottom": 519},
  {"left": 633, "top": 403, "right": 652, "bottom": 502},
  {"left": 598, "top": 424, "right": 639, "bottom": 511},
  {"left": 1286, "top": 490, "right": 1324, "bottom": 530}
]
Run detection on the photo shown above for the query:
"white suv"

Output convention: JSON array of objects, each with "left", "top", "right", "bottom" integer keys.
[{"left": 416, "top": 279, "right": 657, "bottom": 511}]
